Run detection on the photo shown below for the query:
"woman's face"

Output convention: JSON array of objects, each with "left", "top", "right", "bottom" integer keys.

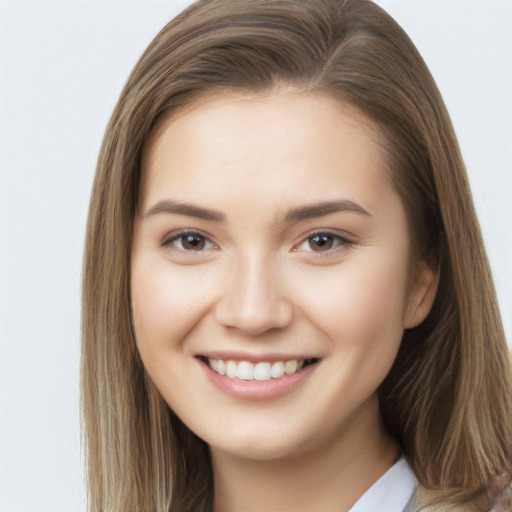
[{"left": 131, "top": 91, "right": 436, "bottom": 461}]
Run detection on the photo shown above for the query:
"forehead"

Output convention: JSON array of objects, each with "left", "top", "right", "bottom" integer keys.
[{"left": 139, "top": 90, "right": 392, "bottom": 214}]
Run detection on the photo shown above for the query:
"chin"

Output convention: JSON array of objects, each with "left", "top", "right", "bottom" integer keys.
[
  {"left": 217, "top": 440, "right": 304, "bottom": 462},
  {"left": 205, "top": 423, "right": 320, "bottom": 463}
]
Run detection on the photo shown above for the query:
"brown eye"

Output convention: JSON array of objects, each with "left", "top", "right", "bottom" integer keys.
[
  {"left": 181, "top": 234, "right": 206, "bottom": 251},
  {"left": 294, "top": 231, "right": 352, "bottom": 254},
  {"left": 162, "top": 231, "right": 216, "bottom": 252},
  {"left": 308, "top": 234, "right": 334, "bottom": 252}
]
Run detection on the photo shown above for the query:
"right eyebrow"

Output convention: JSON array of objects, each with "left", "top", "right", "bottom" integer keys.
[{"left": 144, "top": 200, "right": 226, "bottom": 223}]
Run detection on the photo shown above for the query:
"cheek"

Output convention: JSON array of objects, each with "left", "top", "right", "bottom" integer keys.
[
  {"left": 295, "top": 254, "right": 408, "bottom": 352},
  {"left": 131, "top": 258, "right": 217, "bottom": 351},
  {"left": 290, "top": 256, "right": 409, "bottom": 416},
  {"left": 130, "top": 257, "right": 220, "bottom": 405}
]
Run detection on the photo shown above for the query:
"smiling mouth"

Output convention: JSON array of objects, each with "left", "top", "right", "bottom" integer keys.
[{"left": 198, "top": 357, "right": 319, "bottom": 382}]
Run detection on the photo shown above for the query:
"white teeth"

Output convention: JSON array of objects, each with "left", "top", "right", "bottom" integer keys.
[
  {"left": 207, "top": 358, "right": 308, "bottom": 381},
  {"left": 226, "top": 360, "right": 237, "bottom": 379},
  {"left": 237, "top": 361, "right": 254, "bottom": 380},
  {"left": 254, "top": 362, "right": 271, "bottom": 381},
  {"left": 284, "top": 359, "right": 298, "bottom": 375},
  {"left": 270, "top": 361, "right": 284, "bottom": 379}
]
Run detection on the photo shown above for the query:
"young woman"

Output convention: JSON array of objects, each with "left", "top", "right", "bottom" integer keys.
[{"left": 81, "top": 1, "right": 512, "bottom": 510}]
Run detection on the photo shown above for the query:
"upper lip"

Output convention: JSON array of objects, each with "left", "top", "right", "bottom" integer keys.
[{"left": 195, "top": 351, "right": 319, "bottom": 364}]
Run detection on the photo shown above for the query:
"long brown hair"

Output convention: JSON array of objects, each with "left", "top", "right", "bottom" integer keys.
[{"left": 81, "top": 1, "right": 512, "bottom": 510}]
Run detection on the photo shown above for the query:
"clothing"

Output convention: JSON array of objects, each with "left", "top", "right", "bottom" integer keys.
[{"left": 348, "top": 458, "right": 417, "bottom": 512}]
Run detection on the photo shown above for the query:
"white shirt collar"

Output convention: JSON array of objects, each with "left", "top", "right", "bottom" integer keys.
[{"left": 348, "top": 458, "right": 417, "bottom": 512}]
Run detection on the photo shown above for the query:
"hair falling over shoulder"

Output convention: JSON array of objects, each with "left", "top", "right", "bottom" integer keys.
[{"left": 81, "top": 1, "right": 512, "bottom": 510}]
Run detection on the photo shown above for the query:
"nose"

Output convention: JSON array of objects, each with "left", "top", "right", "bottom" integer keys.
[{"left": 215, "top": 252, "right": 294, "bottom": 336}]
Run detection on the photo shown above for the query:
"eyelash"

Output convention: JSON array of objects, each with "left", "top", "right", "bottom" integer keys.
[
  {"left": 161, "top": 230, "right": 218, "bottom": 252},
  {"left": 161, "top": 229, "right": 353, "bottom": 255},
  {"left": 293, "top": 231, "right": 353, "bottom": 255}
]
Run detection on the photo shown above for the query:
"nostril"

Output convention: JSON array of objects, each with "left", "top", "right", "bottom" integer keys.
[
  {"left": 214, "top": 261, "right": 294, "bottom": 335},
  {"left": 215, "top": 296, "right": 293, "bottom": 335}
]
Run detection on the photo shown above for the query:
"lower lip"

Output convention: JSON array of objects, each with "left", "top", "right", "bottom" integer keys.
[{"left": 199, "top": 360, "right": 318, "bottom": 401}]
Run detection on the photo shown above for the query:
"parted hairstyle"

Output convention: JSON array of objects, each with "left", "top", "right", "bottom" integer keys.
[{"left": 81, "top": 0, "right": 512, "bottom": 510}]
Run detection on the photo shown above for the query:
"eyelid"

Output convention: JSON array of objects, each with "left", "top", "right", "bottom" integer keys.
[
  {"left": 160, "top": 228, "right": 353, "bottom": 254},
  {"left": 161, "top": 229, "right": 218, "bottom": 251},
  {"left": 293, "top": 229, "right": 354, "bottom": 254}
]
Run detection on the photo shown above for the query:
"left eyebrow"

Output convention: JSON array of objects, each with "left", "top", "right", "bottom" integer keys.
[{"left": 282, "top": 200, "right": 371, "bottom": 223}]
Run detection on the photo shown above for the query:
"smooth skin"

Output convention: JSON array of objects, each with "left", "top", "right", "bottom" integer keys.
[{"left": 131, "top": 91, "right": 438, "bottom": 512}]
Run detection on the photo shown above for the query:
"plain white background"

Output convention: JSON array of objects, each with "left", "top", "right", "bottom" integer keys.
[{"left": 0, "top": 1, "right": 510, "bottom": 510}]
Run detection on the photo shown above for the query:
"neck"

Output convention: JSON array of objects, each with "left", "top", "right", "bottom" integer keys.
[{"left": 211, "top": 396, "right": 397, "bottom": 512}]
